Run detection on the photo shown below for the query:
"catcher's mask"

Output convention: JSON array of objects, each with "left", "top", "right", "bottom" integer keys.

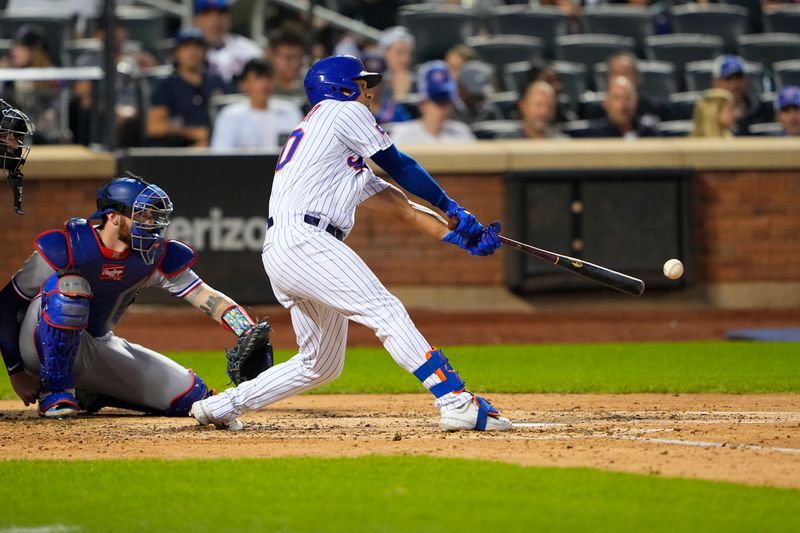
[
  {"left": 89, "top": 175, "right": 173, "bottom": 265},
  {"left": 0, "top": 99, "right": 34, "bottom": 174}
]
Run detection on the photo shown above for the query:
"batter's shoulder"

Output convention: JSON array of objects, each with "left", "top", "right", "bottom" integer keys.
[{"left": 158, "top": 240, "right": 198, "bottom": 277}]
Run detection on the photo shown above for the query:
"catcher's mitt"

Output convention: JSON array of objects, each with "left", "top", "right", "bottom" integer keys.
[{"left": 225, "top": 320, "right": 274, "bottom": 385}]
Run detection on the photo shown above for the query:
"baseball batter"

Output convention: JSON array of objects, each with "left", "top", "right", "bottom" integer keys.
[
  {"left": 0, "top": 172, "right": 262, "bottom": 420},
  {"left": 191, "top": 55, "right": 511, "bottom": 432}
]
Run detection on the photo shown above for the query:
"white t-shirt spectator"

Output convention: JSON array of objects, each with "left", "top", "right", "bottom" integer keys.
[
  {"left": 211, "top": 98, "right": 303, "bottom": 149},
  {"left": 207, "top": 34, "right": 264, "bottom": 84},
  {"left": 389, "top": 120, "right": 476, "bottom": 145}
]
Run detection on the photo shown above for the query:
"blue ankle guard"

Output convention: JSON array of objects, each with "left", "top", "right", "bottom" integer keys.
[
  {"left": 413, "top": 349, "right": 465, "bottom": 398},
  {"left": 166, "top": 371, "right": 212, "bottom": 416}
]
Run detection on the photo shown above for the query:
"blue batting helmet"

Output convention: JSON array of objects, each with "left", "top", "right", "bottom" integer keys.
[{"left": 304, "top": 55, "right": 382, "bottom": 106}]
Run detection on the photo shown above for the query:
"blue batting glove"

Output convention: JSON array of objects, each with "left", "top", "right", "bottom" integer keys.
[
  {"left": 445, "top": 200, "right": 483, "bottom": 240},
  {"left": 442, "top": 230, "right": 470, "bottom": 252},
  {"left": 472, "top": 222, "right": 502, "bottom": 256}
]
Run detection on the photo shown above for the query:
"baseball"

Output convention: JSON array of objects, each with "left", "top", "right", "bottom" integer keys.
[{"left": 663, "top": 259, "right": 684, "bottom": 280}]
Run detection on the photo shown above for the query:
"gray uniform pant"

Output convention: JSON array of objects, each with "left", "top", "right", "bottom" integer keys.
[{"left": 19, "top": 296, "right": 195, "bottom": 411}]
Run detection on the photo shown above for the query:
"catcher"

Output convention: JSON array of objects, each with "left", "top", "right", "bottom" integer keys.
[{"left": 0, "top": 174, "right": 273, "bottom": 423}]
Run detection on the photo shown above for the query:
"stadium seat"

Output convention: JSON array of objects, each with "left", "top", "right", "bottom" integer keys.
[
  {"left": 684, "top": 60, "right": 764, "bottom": 93},
  {"left": 774, "top": 60, "right": 800, "bottom": 89},
  {"left": 470, "top": 120, "right": 524, "bottom": 139},
  {"left": 748, "top": 122, "right": 784, "bottom": 135},
  {"left": 582, "top": 5, "right": 655, "bottom": 56},
  {"left": 399, "top": 6, "right": 477, "bottom": 63},
  {"left": 594, "top": 61, "right": 677, "bottom": 105},
  {"left": 0, "top": 15, "right": 70, "bottom": 66},
  {"left": 658, "top": 120, "right": 693, "bottom": 137},
  {"left": 487, "top": 5, "right": 569, "bottom": 59},
  {"left": 65, "top": 38, "right": 102, "bottom": 67},
  {"left": 670, "top": 4, "right": 751, "bottom": 53},
  {"left": 737, "top": 33, "right": 800, "bottom": 69},
  {"left": 504, "top": 61, "right": 534, "bottom": 94},
  {"left": 724, "top": 0, "right": 765, "bottom": 33},
  {"left": 645, "top": 34, "right": 724, "bottom": 75},
  {"left": 555, "top": 35, "right": 636, "bottom": 89},
  {"left": 561, "top": 119, "right": 593, "bottom": 137},
  {"left": 553, "top": 61, "right": 588, "bottom": 113},
  {"left": 487, "top": 91, "right": 521, "bottom": 120},
  {"left": 578, "top": 92, "right": 606, "bottom": 121},
  {"left": 667, "top": 91, "right": 703, "bottom": 121},
  {"left": 763, "top": 6, "right": 800, "bottom": 34},
  {"left": 0, "top": 39, "right": 10, "bottom": 59},
  {"left": 466, "top": 35, "right": 544, "bottom": 88}
]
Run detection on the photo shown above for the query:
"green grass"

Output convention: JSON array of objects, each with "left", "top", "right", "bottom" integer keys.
[
  {"left": 0, "top": 457, "right": 797, "bottom": 533},
  {"left": 2, "top": 342, "right": 799, "bottom": 400}
]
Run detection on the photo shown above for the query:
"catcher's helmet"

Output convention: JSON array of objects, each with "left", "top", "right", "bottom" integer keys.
[
  {"left": 304, "top": 55, "right": 382, "bottom": 106},
  {"left": 89, "top": 175, "right": 173, "bottom": 264},
  {"left": 0, "top": 99, "right": 34, "bottom": 174}
]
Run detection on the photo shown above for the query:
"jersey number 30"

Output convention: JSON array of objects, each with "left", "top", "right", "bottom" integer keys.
[{"left": 276, "top": 129, "right": 304, "bottom": 171}]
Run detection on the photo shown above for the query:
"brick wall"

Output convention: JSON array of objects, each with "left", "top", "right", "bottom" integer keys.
[{"left": 692, "top": 170, "right": 800, "bottom": 283}]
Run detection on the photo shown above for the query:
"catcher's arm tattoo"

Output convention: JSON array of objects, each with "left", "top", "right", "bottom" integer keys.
[
  {"left": 184, "top": 283, "right": 236, "bottom": 322},
  {"left": 360, "top": 184, "right": 449, "bottom": 240}
]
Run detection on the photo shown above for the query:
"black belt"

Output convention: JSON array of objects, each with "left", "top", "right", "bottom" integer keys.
[{"left": 267, "top": 215, "right": 345, "bottom": 241}]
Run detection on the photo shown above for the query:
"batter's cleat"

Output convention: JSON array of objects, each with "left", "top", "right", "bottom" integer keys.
[
  {"left": 189, "top": 399, "right": 244, "bottom": 431},
  {"left": 439, "top": 395, "right": 512, "bottom": 432},
  {"left": 38, "top": 391, "right": 79, "bottom": 419}
]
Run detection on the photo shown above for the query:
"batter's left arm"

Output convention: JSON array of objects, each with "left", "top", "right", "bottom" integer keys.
[
  {"left": 360, "top": 184, "right": 449, "bottom": 240},
  {"left": 183, "top": 283, "right": 256, "bottom": 337}
]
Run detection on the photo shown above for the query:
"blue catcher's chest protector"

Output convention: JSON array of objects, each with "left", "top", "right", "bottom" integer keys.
[{"left": 64, "top": 218, "right": 164, "bottom": 337}]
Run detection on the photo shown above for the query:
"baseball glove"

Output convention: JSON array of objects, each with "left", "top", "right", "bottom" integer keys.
[{"left": 225, "top": 320, "right": 274, "bottom": 385}]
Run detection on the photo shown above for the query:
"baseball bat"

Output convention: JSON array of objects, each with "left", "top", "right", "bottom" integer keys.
[{"left": 448, "top": 217, "right": 645, "bottom": 297}]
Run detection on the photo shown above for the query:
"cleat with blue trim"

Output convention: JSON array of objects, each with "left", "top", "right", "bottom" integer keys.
[
  {"left": 189, "top": 399, "right": 243, "bottom": 431},
  {"left": 39, "top": 391, "right": 79, "bottom": 419},
  {"left": 439, "top": 395, "right": 512, "bottom": 432}
]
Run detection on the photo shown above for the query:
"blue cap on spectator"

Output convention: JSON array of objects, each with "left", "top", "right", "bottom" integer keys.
[
  {"left": 776, "top": 85, "right": 800, "bottom": 111},
  {"left": 713, "top": 54, "right": 745, "bottom": 80},
  {"left": 194, "top": 0, "right": 230, "bottom": 14},
  {"left": 418, "top": 61, "right": 458, "bottom": 104},
  {"left": 175, "top": 26, "right": 206, "bottom": 47}
]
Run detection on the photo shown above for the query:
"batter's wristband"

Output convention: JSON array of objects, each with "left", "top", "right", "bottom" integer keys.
[{"left": 221, "top": 305, "right": 255, "bottom": 337}]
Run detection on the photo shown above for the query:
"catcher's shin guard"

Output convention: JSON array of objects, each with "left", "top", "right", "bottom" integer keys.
[
  {"left": 36, "top": 272, "right": 91, "bottom": 418},
  {"left": 413, "top": 349, "right": 466, "bottom": 398},
  {"left": 165, "top": 371, "right": 212, "bottom": 416}
]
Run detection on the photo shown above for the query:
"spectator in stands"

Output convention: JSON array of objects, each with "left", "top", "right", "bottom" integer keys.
[
  {"left": 516, "top": 80, "right": 564, "bottom": 140},
  {"left": 71, "top": 19, "right": 158, "bottom": 147},
  {"left": 711, "top": 55, "right": 770, "bottom": 133},
  {"left": 390, "top": 61, "right": 476, "bottom": 145},
  {"left": 193, "top": 0, "right": 263, "bottom": 86},
  {"left": 605, "top": 52, "right": 663, "bottom": 120},
  {"left": 0, "top": 25, "right": 70, "bottom": 144},
  {"left": 211, "top": 58, "right": 303, "bottom": 149},
  {"left": 527, "top": 63, "right": 577, "bottom": 123},
  {"left": 146, "top": 27, "right": 226, "bottom": 147},
  {"left": 267, "top": 27, "right": 307, "bottom": 100},
  {"left": 690, "top": 88, "right": 737, "bottom": 138},
  {"left": 375, "top": 26, "right": 416, "bottom": 123},
  {"left": 452, "top": 60, "right": 503, "bottom": 125},
  {"left": 445, "top": 44, "right": 479, "bottom": 82},
  {"left": 571, "top": 76, "right": 659, "bottom": 138},
  {"left": 775, "top": 85, "right": 800, "bottom": 137}
]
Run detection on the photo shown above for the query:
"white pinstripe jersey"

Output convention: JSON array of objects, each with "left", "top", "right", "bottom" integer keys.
[{"left": 268, "top": 99, "right": 392, "bottom": 234}]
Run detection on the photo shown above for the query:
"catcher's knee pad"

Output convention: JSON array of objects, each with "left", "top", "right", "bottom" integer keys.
[
  {"left": 413, "top": 349, "right": 466, "bottom": 398},
  {"left": 166, "top": 371, "right": 212, "bottom": 416},
  {"left": 36, "top": 272, "right": 91, "bottom": 394}
]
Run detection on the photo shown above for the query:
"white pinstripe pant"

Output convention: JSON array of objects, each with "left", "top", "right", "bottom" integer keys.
[{"left": 204, "top": 218, "right": 469, "bottom": 420}]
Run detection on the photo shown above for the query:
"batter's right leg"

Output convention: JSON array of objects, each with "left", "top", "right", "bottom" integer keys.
[{"left": 194, "top": 298, "right": 348, "bottom": 427}]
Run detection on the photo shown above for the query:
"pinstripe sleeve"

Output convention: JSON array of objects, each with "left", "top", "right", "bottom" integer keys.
[
  {"left": 333, "top": 101, "right": 392, "bottom": 158},
  {"left": 358, "top": 173, "right": 390, "bottom": 204}
]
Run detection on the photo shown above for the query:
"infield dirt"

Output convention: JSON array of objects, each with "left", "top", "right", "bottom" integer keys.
[{"left": 2, "top": 393, "right": 798, "bottom": 490}]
